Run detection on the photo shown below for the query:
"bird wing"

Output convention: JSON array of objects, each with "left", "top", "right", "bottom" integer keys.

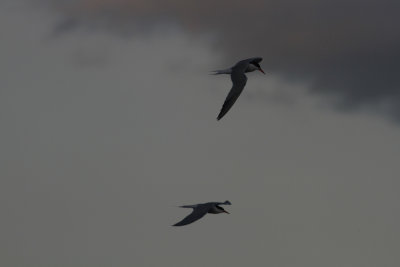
[
  {"left": 217, "top": 64, "right": 248, "bottom": 120},
  {"left": 173, "top": 205, "right": 209, "bottom": 226},
  {"left": 214, "top": 200, "right": 231, "bottom": 205},
  {"left": 247, "top": 57, "right": 263, "bottom": 64},
  {"left": 233, "top": 57, "right": 263, "bottom": 67}
]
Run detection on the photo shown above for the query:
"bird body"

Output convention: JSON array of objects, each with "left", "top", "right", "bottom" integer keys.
[
  {"left": 173, "top": 201, "right": 231, "bottom": 226},
  {"left": 213, "top": 57, "right": 265, "bottom": 120}
]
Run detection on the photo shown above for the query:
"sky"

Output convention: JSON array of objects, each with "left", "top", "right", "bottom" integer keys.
[{"left": 1, "top": 1, "right": 400, "bottom": 266}]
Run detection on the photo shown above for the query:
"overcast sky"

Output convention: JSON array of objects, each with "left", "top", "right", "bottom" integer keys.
[{"left": 1, "top": 1, "right": 400, "bottom": 266}]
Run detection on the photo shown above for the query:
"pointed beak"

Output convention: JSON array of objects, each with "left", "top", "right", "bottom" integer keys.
[
  {"left": 259, "top": 68, "right": 266, "bottom": 74},
  {"left": 224, "top": 210, "right": 230, "bottom": 214}
]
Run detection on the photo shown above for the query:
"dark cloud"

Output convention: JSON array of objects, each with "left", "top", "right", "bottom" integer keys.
[
  {"left": 46, "top": 0, "right": 400, "bottom": 119},
  {"left": 2, "top": 3, "right": 400, "bottom": 266}
]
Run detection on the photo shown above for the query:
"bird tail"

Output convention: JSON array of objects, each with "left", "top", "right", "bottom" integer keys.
[
  {"left": 210, "top": 68, "right": 232, "bottom": 75},
  {"left": 179, "top": 205, "right": 197, "bottom": 208}
]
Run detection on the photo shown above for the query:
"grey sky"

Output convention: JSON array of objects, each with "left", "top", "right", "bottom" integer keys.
[
  {"left": 1, "top": 1, "right": 400, "bottom": 266},
  {"left": 45, "top": 0, "right": 400, "bottom": 120}
]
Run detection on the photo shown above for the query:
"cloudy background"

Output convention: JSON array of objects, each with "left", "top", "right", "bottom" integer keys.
[{"left": 1, "top": 0, "right": 400, "bottom": 266}]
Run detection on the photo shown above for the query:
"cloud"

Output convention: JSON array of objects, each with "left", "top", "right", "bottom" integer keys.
[
  {"left": 2, "top": 3, "right": 400, "bottom": 266},
  {"left": 43, "top": 0, "right": 400, "bottom": 120}
]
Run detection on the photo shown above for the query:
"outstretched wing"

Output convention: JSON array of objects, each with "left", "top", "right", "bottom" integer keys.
[
  {"left": 233, "top": 57, "right": 262, "bottom": 67},
  {"left": 173, "top": 206, "right": 209, "bottom": 226},
  {"left": 248, "top": 57, "right": 263, "bottom": 64},
  {"left": 216, "top": 57, "right": 263, "bottom": 120},
  {"left": 217, "top": 68, "right": 248, "bottom": 120},
  {"left": 214, "top": 200, "right": 231, "bottom": 205}
]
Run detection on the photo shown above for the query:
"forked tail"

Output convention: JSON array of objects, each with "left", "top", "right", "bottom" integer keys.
[
  {"left": 179, "top": 204, "right": 197, "bottom": 208},
  {"left": 210, "top": 68, "right": 232, "bottom": 75}
]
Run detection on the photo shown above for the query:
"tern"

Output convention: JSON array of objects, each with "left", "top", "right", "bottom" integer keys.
[
  {"left": 212, "top": 57, "right": 265, "bottom": 120},
  {"left": 173, "top": 200, "right": 231, "bottom": 226}
]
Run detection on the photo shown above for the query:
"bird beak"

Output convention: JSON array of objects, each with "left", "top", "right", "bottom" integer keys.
[
  {"left": 259, "top": 68, "right": 266, "bottom": 74},
  {"left": 224, "top": 211, "right": 230, "bottom": 214}
]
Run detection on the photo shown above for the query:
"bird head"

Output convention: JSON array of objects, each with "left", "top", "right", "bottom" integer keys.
[
  {"left": 217, "top": 205, "right": 230, "bottom": 214},
  {"left": 253, "top": 62, "right": 265, "bottom": 74}
]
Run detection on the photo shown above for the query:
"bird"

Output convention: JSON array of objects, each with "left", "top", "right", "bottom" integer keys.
[
  {"left": 212, "top": 57, "right": 265, "bottom": 120},
  {"left": 173, "top": 200, "right": 231, "bottom": 226}
]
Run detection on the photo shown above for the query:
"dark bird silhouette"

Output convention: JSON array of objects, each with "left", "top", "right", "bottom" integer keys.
[
  {"left": 212, "top": 57, "right": 265, "bottom": 120},
  {"left": 173, "top": 201, "right": 231, "bottom": 226}
]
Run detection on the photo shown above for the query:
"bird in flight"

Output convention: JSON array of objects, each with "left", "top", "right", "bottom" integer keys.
[
  {"left": 212, "top": 57, "right": 265, "bottom": 120},
  {"left": 173, "top": 200, "right": 231, "bottom": 226}
]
